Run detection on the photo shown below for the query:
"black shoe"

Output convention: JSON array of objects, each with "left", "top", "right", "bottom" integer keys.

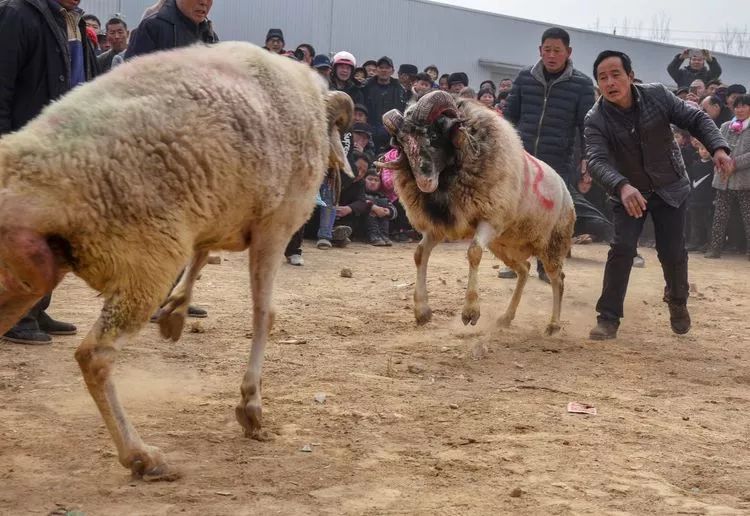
[
  {"left": 704, "top": 249, "right": 721, "bottom": 259},
  {"left": 187, "top": 306, "right": 208, "bottom": 318},
  {"left": 3, "top": 328, "right": 52, "bottom": 345},
  {"left": 37, "top": 312, "right": 77, "bottom": 335},
  {"left": 589, "top": 320, "right": 618, "bottom": 340},
  {"left": 538, "top": 268, "right": 551, "bottom": 284},
  {"left": 498, "top": 266, "right": 518, "bottom": 279},
  {"left": 668, "top": 303, "right": 691, "bottom": 335}
]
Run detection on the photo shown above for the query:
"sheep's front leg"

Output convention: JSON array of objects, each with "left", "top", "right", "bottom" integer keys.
[
  {"left": 76, "top": 295, "right": 178, "bottom": 481},
  {"left": 155, "top": 250, "right": 209, "bottom": 341},
  {"left": 414, "top": 232, "right": 439, "bottom": 325},
  {"left": 236, "top": 227, "right": 286, "bottom": 440},
  {"left": 462, "top": 222, "right": 496, "bottom": 326}
]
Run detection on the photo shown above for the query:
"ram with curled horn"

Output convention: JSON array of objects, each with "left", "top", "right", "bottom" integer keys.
[{"left": 376, "top": 90, "right": 576, "bottom": 335}]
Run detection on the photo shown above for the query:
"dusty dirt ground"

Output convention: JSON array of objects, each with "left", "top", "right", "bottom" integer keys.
[{"left": 1, "top": 241, "right": 749, "bottom": 515}]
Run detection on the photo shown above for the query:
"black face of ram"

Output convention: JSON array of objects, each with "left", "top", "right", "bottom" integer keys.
[{"left": 400, "top": 117, "right": 456, "bottom": 194}]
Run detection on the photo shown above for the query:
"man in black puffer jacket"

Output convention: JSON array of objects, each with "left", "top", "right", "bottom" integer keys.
[
  {"left": 503, "top": 27, "right": 609, "bottom": 282},
  {"left": 505, "top": 27, "right": 594, "bottom": 186},
  {"left": 125, "top": 0, "right": 218, "bottom": 60},
  {"left": 585, "top": 50, "right": 732, "bottom": 341}
]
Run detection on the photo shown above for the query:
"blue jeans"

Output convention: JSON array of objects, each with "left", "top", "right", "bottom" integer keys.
[{"left": 317, "top": 181, "right": 336, "bottom": 240}]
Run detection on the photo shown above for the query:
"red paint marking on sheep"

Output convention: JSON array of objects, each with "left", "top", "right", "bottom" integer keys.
[{"left": 523, "top": 153, "right": 555, "bottom": 211}]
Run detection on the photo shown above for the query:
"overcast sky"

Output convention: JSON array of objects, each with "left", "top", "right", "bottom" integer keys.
[{"left": 440, "top": 0, "right": 750, "bottom": 56}]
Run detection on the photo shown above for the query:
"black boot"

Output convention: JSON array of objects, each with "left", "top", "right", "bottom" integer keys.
[
  {"left": 667, "top": 303, "right": 691, "bottom": 335},
  {"left": 37, "top": 312, "right": 77, "bottom": 335}
]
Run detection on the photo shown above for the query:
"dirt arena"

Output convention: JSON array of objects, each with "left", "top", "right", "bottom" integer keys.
[{"left": 1, "top": 241, "right": 749, "bottom": 515}]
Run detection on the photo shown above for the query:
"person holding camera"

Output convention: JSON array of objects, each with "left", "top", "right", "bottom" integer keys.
[{"left": 667, "top": 48, "right": 721, "bottom": 88}]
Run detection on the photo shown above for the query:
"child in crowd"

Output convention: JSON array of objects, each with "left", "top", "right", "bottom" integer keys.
[
  {"left": 364, "top": 170, "right": 397, "bottom": 246},
  {"left": 687, "top": 138, "right": 715, "bottom": 251}
]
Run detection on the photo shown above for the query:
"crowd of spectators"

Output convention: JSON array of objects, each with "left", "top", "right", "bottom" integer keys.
[{"left": 1, "top": 0, "right": 748, "bottom": 343}]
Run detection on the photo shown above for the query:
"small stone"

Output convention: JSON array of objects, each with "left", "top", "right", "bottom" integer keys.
[
  {"left": 449, "top": 403, "right": 459, "bottom": 410},
  {"left": 314, "top": 393, "right": 327, "bottom": 404},
  {"left": 492, "top": 264, "right": 500, "bottom": 269},
  {"left": 189, "top": 321, "right": 205, "bottom": 333},
  {"left": 407, "top": 364, "right": 425, "bottom": 374},
  {"left": 279, "top": 338, "right": 307, "bottom": 345},
  {"left": 207, "top": 255, "right": 222, "bottom": 265},
  {"left": 439, "top": 277, "right": 447, "bottom": 285},
  {"left": 215, "top": 491, "right": 233, "bottom": 496},
  {"left": 340, "top": 267, "right": 353, "bottom": 278},
  {"left": 509, "top": 487, "right": 523, "bottom": 498},
  {"left": 513, "top": 362, "right": 524, "bottom": 369},
  {"left": 682, "top": 416, "right": 690, "bottom": 421},
  {"left": 301, "top": 444, "right": 313, "bottom": 453}
]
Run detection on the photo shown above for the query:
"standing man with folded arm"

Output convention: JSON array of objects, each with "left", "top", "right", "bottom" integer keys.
[{"left": 585, "top": 50, "right": 732, "bottom": 340}]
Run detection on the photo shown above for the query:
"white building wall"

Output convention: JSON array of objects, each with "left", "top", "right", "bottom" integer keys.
[{"left": 85, "top": 0, "right": 750, "bottom": 87}]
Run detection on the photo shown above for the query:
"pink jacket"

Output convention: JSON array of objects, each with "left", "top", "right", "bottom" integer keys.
[{"left": 380, "top": 148, "right": 400, "bottom": 203}]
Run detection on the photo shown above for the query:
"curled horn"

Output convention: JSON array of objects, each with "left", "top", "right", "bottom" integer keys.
[
  {"left": 326, "top": 91, "right": 354, "bottom": 134},
  {"left": 375, "top": 152, "right": 408, "bottom": 171},
  {"left": 411, "top": 90, "right": 458, "bottom": 125},
  {"left": 382, "top": 109, "right": 404, "bottom": 136}
]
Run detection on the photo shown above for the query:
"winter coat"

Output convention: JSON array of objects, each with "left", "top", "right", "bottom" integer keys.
[
  {"left": 363, "top": 77, "right": 407, "bottom": 153},
  {"left": 97, "top": 48, "right": 117, "bottom": 73},
  {"left": 504, "top": 60, "right": 595, "bottom": 184},
  {"left": 585, "top": 83, "right": 728, "bottom": 197},
  {"left": 379, "top": 148, "right": 400, "bottom": 203},
  {"left": 124, "top": 0, "right": 218, "bottom": 59},
  {"left": 667, "top": 55, "right": 722, "bottom": 88},
  {"left": 330, "top": 77, "right": 364, "bottom": 106},
  {"left": 0, "top": 0, "right": 99, "bottom": 134},
  {"left": 687, "top": 158, "right": 715, "bottom": 206},
  {"left": 713, "top": 120, "right": 750, "bottom": 191}
]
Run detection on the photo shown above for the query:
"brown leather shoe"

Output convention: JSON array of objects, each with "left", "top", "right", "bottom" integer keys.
[
  {"left": 589, "top": 320, "right": 618, "bottom": 340},
  {"left": 668, "top": 303, "right": 691, "bottom": 335}
]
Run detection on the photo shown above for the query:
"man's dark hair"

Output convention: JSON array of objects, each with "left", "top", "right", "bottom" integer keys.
[
  {"left": 424, "top": 65, "right": 438, "bottom": 74},
  {"left": 439, "top": 73, "right": 450, "bottom": 81},
  {"left": 82, "top": 14, "right": 101, "bottom": 27},
  {"left": 500, "top": 77, "right": 513, "bottom": 83},
  {"left": 706, "top": 79, "right": 722, "bottom": 87},
  {"left": 105, "top": 17, "right": 127, "bottom": 31},
  {"left": 541, "top": 27, "right": 570, "bottom": 47},
  {"left": 296, "top": 43, "right": 315, "bottom": 57},
  {"left": 415, "top": 72, "right": 432, "bottom": 83},
  {"left": 731, "top": 94, "right": 750, "bottom": 108},
  {"left": 592, "top": 50, "right": 633, "bottom": 78},
  {"left": 704, "top": 95, "right": 722, "bottom": 107},
  {"left": 351, "top": 150, "right": 371, "bottom": 164}
]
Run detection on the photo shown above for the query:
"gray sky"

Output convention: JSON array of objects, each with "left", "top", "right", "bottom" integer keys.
[{"left": 440, "top": 0, "right": 750, "bottom": 56}]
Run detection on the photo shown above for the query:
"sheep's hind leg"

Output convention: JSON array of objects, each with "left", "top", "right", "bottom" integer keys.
[
  {"left": 491, "top": 247, "right": 530, "bottom": 328},
  {"left": 236, "top": 226, "right": 287, "bottom": 440},
  {"left": 155, "top": 250, "right": 209, "bottom": 341},
  {"left": 462, "top": 222, "right": 495, "bottom": 326},
  {"left": 75, "top": 294, "right": 178, "bottom": 481},
  {"left": 540, "top": 257, "right": 565, "bottom": 336},
  {"left": 414, "top": 232, "right": 439, "bottom": 325}
]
